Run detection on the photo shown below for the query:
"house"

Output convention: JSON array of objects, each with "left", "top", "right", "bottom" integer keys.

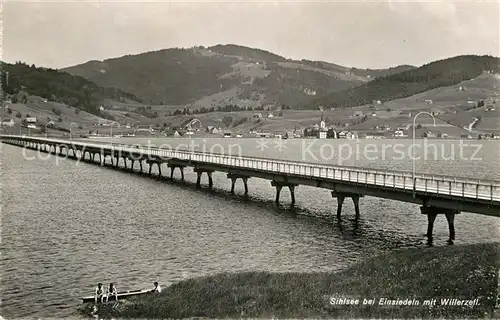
[
  {"left": 26, "top": 117, "right": 37, "bottom": 124},
  {"left": 425, "top": 99, "right": 433, "bottom": 105},
  {"left": 173, "top": 131, "right": 181, "bottom": 137},
  {"left": 353, "top": 111, "right": 364, "bottom": 117},
  {"left": 338, "top": 131, "right": 348, "bottom": 138},
  {"left": 423, "top": 131, "right": 437, "bottom": 138},
  {"left": 394, "top": 130, "right": 407, "bottom": 138},
  {"left": 267, "top": 112, "right": 274, "bottom": 118},
  {"left": 1, "top": 118, "right": 15, "bottom": 127},
  {"left": 253, "top": 113, "right": 263, "bottom": 119},
  {"left": 346, "top": 131, "right": 358, "bottom": 140},
  {"left": 319, "top": 131, "right": 327, "bottom": 139},
  {"left": 206, "top": 126, "right": 221, "bottom": 134},
  {"left": 99, "top": 106, "right": 105, "bottom": 111}
]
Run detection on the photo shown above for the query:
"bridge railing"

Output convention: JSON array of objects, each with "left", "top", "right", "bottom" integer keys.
[{"left": 3, "top": 135, "right": 500, "bottom": 202}]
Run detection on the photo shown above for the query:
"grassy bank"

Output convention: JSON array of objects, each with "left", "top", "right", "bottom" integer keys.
[{"left": 82, "top": 243, "right": 499, "bottom": 319}]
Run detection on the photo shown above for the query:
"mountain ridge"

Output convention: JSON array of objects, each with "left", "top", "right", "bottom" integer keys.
[
  {"left": 61, "top": 44, "right": 416, "bottom": 107},
  {"left": 302, "top": 54, "right": 500, "bottom": 109}
]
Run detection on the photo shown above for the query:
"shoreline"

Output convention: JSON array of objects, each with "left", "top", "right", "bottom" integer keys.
[{"left": 81, "top": 242, "right": 500, "bottom": 319}]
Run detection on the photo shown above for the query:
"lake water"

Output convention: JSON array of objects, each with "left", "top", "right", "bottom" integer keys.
[{"left": 1, "top": 138, "right": 499, "bottom": 318}]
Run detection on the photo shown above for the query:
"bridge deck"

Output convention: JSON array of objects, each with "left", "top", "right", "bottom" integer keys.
[{"left": 2, "top": 135, "right": 500, "bottom": 216}]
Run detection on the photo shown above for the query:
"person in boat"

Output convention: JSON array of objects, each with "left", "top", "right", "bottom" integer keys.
[
  {"left": 106, "top": 283, "right": 118, "bottom": 302},
  {"left": 151, "top": 281, "right": 162, "bottom": 293},
  {"left": 94, "top": 283, "right": 105, "bottom": 303}
]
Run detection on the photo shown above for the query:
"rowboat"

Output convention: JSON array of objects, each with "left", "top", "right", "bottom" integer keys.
[{"left": 82, "top": 289, "right": 152, "bottom": 303}]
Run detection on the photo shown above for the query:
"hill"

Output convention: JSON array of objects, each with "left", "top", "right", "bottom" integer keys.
[
  {"left": 303, "top": 55, "right": 500, "bottom": 109},
  {"left": 61, "top": 44, "right": 414, "bottom": 108},
  {"left": 1, "top": 62, "right": 141, "bottom": 116}
]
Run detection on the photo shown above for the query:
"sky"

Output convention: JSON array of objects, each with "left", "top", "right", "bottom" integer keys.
[{"left": 2, "top": 0, "right": 499, "bottom": 69}]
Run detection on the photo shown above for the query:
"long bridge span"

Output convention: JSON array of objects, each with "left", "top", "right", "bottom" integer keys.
[{"left": 2, "top": 135, "right": 499, "bottom": 245}]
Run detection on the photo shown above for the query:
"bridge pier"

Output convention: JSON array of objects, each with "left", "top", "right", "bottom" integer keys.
[
  {"left": 271, "top": 181, "right": 297, "bottom": 205},
  {"left": 146, "top": 160, "right": 163, "bottom": 177},
  {"left": 123, "top": 157, "right": 130, "bottom": 170},
  {"left": 331, "top": 191, "right": 364, "bottom": 219},
  {"left": 227, "top": 174, "right": 249, "bottom": 194},
  {"left": 167, "top": 164, "right": 185, "bottom": 181},
  {"left": 421, "top": 206, "right": 460, "bottom": 246},
  {"left": 194, "top": 168, "right": 214, "bottom": 188}
]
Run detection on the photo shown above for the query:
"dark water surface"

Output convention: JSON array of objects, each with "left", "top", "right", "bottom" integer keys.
[{"left": 1, "top": 139, "right": 499, "bottom": 318}]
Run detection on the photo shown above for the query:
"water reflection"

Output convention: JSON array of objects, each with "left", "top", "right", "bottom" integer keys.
[{"left": 1, "top": 143, "right": 498, "bottom": 318}]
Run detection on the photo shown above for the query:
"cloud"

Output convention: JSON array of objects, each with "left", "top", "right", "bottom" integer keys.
[{"left": 2, "top": 0, "right": 499, "bottom": 69}]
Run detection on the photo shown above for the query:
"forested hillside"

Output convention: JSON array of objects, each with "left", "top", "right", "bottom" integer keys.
[
  {"left": 303, "top": 55, "right": 500, "bottom": 109},
  {"left": 1, "top": 62, "right": 140, "bottom": 115}
]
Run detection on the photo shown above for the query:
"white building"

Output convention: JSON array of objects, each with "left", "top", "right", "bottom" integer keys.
[
  {"left": 394, "top": 130, "right": 406, "bottom": 137},
  {"left": 1, "top": 118, "right": 15, "bottom": 127},
  {"left": 346, "top": 131, "right": 358, "bottom": 140}
]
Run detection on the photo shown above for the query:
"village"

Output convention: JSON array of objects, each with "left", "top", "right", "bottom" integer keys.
[{"left": 1, "top": 81, "right": 499, "bottom": 141}]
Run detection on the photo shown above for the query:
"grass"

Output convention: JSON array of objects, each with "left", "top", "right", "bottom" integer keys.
[{"left": 80, "top": 242, "right": 499, "bottom": 319}]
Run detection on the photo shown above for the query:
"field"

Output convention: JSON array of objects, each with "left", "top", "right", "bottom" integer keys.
[{"left": 2, "top": 73, "right": 499, "bottom": 138}]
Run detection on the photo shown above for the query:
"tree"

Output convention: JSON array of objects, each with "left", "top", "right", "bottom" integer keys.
[
  {"left": 57, "top": 117, "right": 63, "bottom": 122},
  {"left": 222, "top": 115, "right": 233, "bottom": 127},
  {"left": 7, "top": 108, "right": 12, "bottom": 114},
  {"left": 15, "top": 111, "right": 22, "bottom": 118},
  {"left": 11, "top": 95, "right": 18, "bottom": 103},
  {"left": 75, "top": 109, "right": 80, "bottom": 114}
]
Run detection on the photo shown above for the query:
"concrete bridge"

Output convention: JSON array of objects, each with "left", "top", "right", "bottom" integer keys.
[{"left": 2, "top": 135, "right": 500, "bottom": 245}]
